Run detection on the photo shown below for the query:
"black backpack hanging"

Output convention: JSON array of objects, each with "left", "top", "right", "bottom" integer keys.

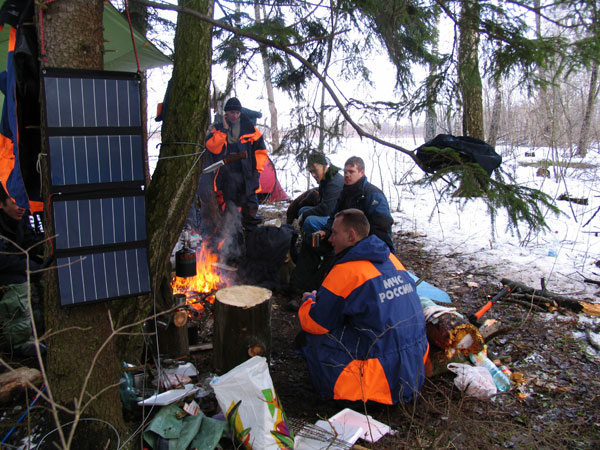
[{"left": 416, "top": 134, "right": 502, "bottom": 176}]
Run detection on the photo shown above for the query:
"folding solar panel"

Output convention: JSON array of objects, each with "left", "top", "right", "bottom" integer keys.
[{"left": 42, "top": 68, "right": 151, "bottom": 307}]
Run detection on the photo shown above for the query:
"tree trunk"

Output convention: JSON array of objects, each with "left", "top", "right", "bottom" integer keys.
[
  {"left": 576, "top": 61, "right": 599, "bottom": 157},
  {"left": 425, "top": 11, "right": 440, "bottom": 142},
  {"left": 458, "top": 0, "right": 484, "bottom": 139},
  {"left": 127, "top": 0, "right": 151, "bottom": 185},
  {"left": 487, "top": 87, "right": 502, "bottom": 148},
  {"left": 113, "top": 0, "right": 214, "bottom": 363},
  {"left": 254, "top": 4, "right": 280, "bottom": 151},
  {"left": 318, "top": 0, "right": 338, "bottom": 151},
  {"left": 38, "top": 0, "right": 129, "bottom": 445},
  {"left": 38, "top": 0, "right": 213, "bottom": 446},
  {"left": 213, "top": 285, "right": 272, "bottom": 374}
]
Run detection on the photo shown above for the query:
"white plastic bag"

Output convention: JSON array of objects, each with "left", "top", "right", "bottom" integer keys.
[
  {"left": 447, "top": 363, "right": 497, "bottom": 399},
  {"left": 210, "top": 356, "right": 293, "bottom": 449}
]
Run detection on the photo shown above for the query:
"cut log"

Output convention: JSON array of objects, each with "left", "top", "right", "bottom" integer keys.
[
  {"left": 426, "top": 345, "right": 468, "bottom": 377},
  {"left": 213, "top": 285, "right": 272, "bottom": 374},
  {"left": 426, "top": 312, "right": 484, "bottom": 359},
  {"left": 156, "top": 318, "right": 190, "bottom": 359},
  {"left": 0, "top": 367, "right": 42, "bottom": 404},
  {"left": 478, "top": 318, "right": 511, "bottom": 342}
]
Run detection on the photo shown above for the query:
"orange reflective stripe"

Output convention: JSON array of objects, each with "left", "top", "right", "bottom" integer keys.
[
  {"left": 29, "top": 201, "right": 44, "bottom": 213},
  {"left": 389, "top": 253, "right": 406, "bottom": 271},
  {"left": 299, "top": 298, "right": 329, "bottom": 335},
  {"left": 255, "top": 149, "right": 268, "bottom": 173},
  {"left": 321, "top": 261, "right": 381, "bottom": 298},
  {"left": 333, "top": 359, "right": 392, "bottom": 404},
  {"left": 9, "top": 27, "right": 16, "bottom": 51},
  {"left": 423, "top": 342, "right": 433, "bottom": 377},
  {"left": 205, "top": 129, "right": 226, "bottom": 154},
  {"left": 239, "top": 128, "right": 262, "bottom": 144},
  {"left": 0, "top": 135, "right": 15, "bottom": 189}
]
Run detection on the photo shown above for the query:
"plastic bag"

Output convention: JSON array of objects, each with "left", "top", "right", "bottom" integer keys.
[
  {"left": 210, "top": 356, "right": 294, "bottom": 449},
  {"left": 447, "top": 363, "right": 497, "bottom": 399}
]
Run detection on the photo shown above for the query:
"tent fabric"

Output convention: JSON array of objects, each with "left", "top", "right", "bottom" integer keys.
[
  {"left": 0, "top": 1, "right": 172, "bottom": 75},
  {"left": 102, "top": 2, "right": 172, "bottom": 72},
  {"left": 258, "top": 158, "right": 288, "bottom": 203}
]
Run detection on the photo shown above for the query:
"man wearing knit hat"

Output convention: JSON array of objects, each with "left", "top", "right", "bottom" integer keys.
[
  {"left": 296, "top": 151, "right": 343, "bottom": 235},
  {"left": 205, "top": 97, "right": 269, "bottom": 232}
]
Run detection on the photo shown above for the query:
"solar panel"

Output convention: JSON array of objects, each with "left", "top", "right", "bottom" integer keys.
[
  {"left": 43, "top": 68, "right": 151, "bottom": 307},
  {"left": 56, "top": 248, "right": 151, "bottom": 306},
  {"left": 48, "top": 135, "right": 145, "bottom": 186}
]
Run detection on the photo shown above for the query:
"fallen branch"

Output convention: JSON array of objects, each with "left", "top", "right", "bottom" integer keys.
[
  {"left": 0, "top": 367, "right": 42, "bottom": 404},
  {"left": 501, "top": 278, "right": 584, "bottom": 313},
  {"left": 557, "top": 194, "right": 588, "bottom": 205},
  {"left": 583, "top": 277, "right": 600, "bottom": 286},
  {"left": 503, "top": 296, "right": 549, "bottom": 313}
]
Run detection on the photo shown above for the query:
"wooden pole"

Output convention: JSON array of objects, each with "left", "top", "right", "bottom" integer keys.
[{"left": 213, "top": 285, "right": 272, "bottom": 374}]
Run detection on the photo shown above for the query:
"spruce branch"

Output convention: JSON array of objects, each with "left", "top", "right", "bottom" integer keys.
[{"left": 415, "top": 151, "right": 561, "bottom": 237}]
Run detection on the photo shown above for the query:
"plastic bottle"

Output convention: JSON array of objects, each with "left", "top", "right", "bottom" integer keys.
[
  {"left": 548, "top": 230, "right": 560, "bottom": 257},
  {"left": 493, "top": 359, "right": 513, "bottom": 379},
  {"left": 469, "top": 351, "right": 511, "bottom": 392}
]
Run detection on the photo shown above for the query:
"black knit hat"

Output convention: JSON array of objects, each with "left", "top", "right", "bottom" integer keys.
[
  {"left": 307, "top": 151, "right": 328, "bottom": 167},
  {"left": 224, "top": 97, "right": 242, "bottom": 111}
]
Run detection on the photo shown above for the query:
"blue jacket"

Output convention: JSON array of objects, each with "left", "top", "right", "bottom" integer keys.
[
  {"left": 325, "top": 176, "right": 394, "bottom": 251},
  {"left": 298, "top": 235, "right": 428, "bottom": 404}
]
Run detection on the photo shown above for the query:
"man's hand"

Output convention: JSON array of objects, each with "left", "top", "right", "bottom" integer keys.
[
  {"left": 315, "top": 230, "right": 326, "bottom": 238},
  {"left": 222, "top": 116, "right": 229, "bottom": 130},
  {"left": 301, "top": 290, "right": 317, "bottom": 303}
]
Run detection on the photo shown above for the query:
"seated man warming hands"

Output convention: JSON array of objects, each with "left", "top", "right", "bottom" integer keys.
[{"left": 298, "top": 209, "right": 428, "bottom": 404}]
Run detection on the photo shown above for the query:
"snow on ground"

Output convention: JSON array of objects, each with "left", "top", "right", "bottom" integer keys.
[{"left": 270, "top": 136, "right": 600, "bottom": 301}]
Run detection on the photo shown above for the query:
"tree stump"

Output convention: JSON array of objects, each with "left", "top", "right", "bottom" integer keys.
[{"left": 213, "top": 285, "right": 272, "bottom": 374}]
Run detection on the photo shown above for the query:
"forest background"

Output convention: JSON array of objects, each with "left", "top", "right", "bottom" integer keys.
[{"left": 3, "top": 1, "right": 598, "bottom": 449}]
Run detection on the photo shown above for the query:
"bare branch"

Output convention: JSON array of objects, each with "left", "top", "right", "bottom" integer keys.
[{"left": 131, "top": 0, "right": 423, "bottom": 167}]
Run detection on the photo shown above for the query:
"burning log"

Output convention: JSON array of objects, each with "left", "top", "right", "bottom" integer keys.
[{"left": 212, "top": 285, "right": 272, "bottom": 374}]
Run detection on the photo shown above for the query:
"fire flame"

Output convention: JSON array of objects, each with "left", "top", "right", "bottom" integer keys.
[{"left": 172, "top": 243, "right": 222, "bottom": 314}]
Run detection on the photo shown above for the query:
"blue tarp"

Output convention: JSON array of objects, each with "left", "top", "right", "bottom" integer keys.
[{"left": 408, "top": 271, "right": 451, "bottom": 303}]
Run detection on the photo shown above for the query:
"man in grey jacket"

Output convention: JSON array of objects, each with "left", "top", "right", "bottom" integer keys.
[{"left": 296, "top": 152, "right": 344, "bottom": 235}]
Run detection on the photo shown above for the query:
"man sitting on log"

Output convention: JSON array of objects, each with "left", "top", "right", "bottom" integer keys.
[{"left": 297, "top": 209, "right": 428, "bottom": 404}]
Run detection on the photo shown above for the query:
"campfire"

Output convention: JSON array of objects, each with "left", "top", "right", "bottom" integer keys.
[{"left": 171, "top": 241, "right": 230, "bottom": 318}]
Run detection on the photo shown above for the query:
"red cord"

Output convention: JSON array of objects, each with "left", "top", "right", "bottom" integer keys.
[
  {"left": 45, "top": 193, "right": 54, "bottom": 256},
  {"left": 124, "top": 0, "right": 141, "bottom": 72},
  {"left": 39, "top": 0, "right": 57, "bottom": 63}
]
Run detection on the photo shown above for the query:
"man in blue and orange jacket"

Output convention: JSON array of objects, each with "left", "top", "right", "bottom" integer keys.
[
  {"left": 205, "top": 97, "right": 269, "bottom": 231},
  {"left": 298, "top": 208, "right": 428, "bottom": 404}
]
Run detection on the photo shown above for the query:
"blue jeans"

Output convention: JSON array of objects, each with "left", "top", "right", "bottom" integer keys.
[{"left": 298, "top": 206, "right": 329, "bottom": 234}]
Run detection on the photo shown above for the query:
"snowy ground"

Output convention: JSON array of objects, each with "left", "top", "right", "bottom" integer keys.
[{"left": 269, "top": 136, "right": 600, "bottom": 301}]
